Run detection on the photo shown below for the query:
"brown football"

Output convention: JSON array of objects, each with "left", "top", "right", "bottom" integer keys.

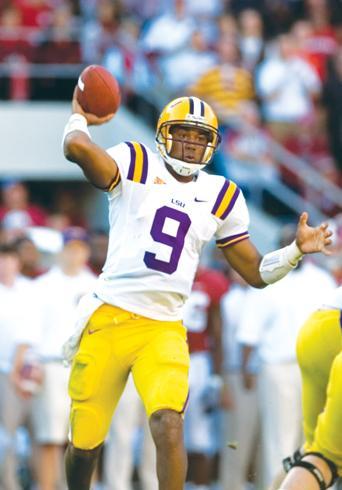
[{"left": 75, "top": 65, "right": 121, "bottom": 117}]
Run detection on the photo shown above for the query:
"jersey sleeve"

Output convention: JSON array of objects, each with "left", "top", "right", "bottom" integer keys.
[
  {"left": 213, "top": 179, "right": 250, "bottom": 249},
  {"left": 106, "top": 141, "right": 150, "bottom": 195}
]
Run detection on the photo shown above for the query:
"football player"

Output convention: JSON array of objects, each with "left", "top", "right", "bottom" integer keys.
[
  {"left": 270, "top": 286, "right": 342, "bottom": 490},
  {"left": 183, "top": 266, "right": 230, "bottom": 490},
  {"left": 62, "top": 93, "right": 332, "bottom": 490}
]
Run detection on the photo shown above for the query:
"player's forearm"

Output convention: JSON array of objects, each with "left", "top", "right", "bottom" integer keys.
[
  {"left": 223, "top": 238, "right": 304, "bottom": 288},
  {"left": 259, "top": 241, "right": 303, "bottom": 284},
  {"left": 64, "top": 133, "right": 115, "bottom": 190},
  {"left": 223, "top": 250, "right": 266, "bottom": 289},
  {"left": 64, "top": 130, "right": 91, "bottom": 163}
]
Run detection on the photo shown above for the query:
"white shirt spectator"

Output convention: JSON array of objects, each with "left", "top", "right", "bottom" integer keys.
[
  {"left": 237, "top": 261, "right": 336, "bottom": 363},
  {"left": 256, "top": 55, "right": 321, "bottom": 123},
  {"left": 221, "top": 283, "right": 258, "bottom": 373},
  {"left": 159, "top": 48, "right": 216, "bottom": 92},
  {"left": 141, "top": 12, "right": 195, "bottom": 54},
  {"left": 0, "top": 277, "right": 40, "bottom": 373},
  {"left": 34, "top": 266, "right": 96, "bottom": 360},
  {"left": 237, "top": 261, "right": 336, "bottom": 487}
]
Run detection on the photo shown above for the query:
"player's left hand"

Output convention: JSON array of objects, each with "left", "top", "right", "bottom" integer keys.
[{"left": 295, "top": 212, "right": 333, "bottom": 255}]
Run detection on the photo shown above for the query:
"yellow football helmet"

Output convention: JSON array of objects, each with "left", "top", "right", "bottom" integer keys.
[{"left": 156, "top": 96, "right": 221, "bottom": 176}]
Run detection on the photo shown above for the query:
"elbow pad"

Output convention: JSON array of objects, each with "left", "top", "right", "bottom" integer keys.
[{"left": 259, "top": 241, "right": 303, "bottom": 285}]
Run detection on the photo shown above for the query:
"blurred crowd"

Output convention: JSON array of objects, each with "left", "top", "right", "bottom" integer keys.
[
  {"left": 0, "top": 3, "right": 341, "bottom": 486},
  {"left": 0, "top": 0, "right": 341, "bottom": 218},
  {"left": 0, "top": 179, "right": 341, "bottom": 490}
]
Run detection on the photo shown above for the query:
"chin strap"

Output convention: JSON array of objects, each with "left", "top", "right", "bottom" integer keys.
[{"left": 283, "top": 449, "right": 339, "bottom": 490}]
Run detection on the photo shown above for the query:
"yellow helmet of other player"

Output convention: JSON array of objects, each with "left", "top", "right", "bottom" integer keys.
[{"left": 156, "top": 96, "right": 221, "bottom": 176}]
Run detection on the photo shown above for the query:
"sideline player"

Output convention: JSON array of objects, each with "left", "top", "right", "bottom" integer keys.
[
  {"left": 62, "top": 92, "right": 332, "bottom": 490},
  {"left": 183, "top": 265, "right": 229, "bottom": 490},
  {"left": 271, "top": 286, "right": 342, "bottom": 490}
]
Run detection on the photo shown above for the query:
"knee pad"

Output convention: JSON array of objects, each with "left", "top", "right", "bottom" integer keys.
[
  {"left": 70, "top": 406, "right": 106, "bottom": 450},
  {"left": 283, "top": 449, "right": 338, "bottom": 490}
]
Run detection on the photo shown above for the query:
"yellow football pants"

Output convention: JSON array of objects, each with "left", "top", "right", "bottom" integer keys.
[
  {"left": 296, "top": 308, "right": 342, "bottom": 475},
  {"left": 68, "top": 304, "right": 190, "bottom": 449}
]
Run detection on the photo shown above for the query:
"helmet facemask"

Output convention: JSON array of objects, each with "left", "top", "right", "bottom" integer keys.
[{"left": 156, "top": 120, "right": 221, "bottom": 176}]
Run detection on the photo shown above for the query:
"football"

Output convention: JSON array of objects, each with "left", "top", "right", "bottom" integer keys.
[{"left": 75, "top": 65, "right": 121, "bottom": 118}]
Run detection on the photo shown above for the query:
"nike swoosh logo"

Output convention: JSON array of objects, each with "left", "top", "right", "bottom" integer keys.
[
  {"left": 194, "top": 198, "right": 208, "bottom": 202},
  {"left": 88, "top": 328, "right": 101, "bottom": 335}
]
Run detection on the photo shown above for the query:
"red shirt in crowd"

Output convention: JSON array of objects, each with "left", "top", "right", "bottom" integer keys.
[{"left": 185, "top": 267, "right": 229, "bottom": 354}]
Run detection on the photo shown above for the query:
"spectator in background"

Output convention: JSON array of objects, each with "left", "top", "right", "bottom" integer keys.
[
  {"left": 141, "top": 0, "right": 195, "bottom": 56},
  {"left": 220, "top": 270, "right": 260, "bottom": 490},
  {"left": 224, "top": 101, "right": 279, "bottom": 206},
  {"left": 184, "top": 0, "right": 223, "bottom": 46},
  {"left": 32, "top": 4, "right": 81, "bottom": 100},
  {"left": 0, "top": 5, "right": 35, "bottom": 62},
  {"left": 292, "top": 20, "right": 319, "bottom": 72},
  {"left": 13, "top": 0, "right": 52, "bottom": 30},
  {"left": 183, "top": 266, "right": 230, "bottom": 490},
  {"left": 81, "top": 0, "right": 122, "bottom": 64},
  {"left": 189, "top": 35, "right": 255, "bottom": 123},
  {"left": 157, "top": 30, "right": 217, "bottom": 98},
  {"left": 104, "top": 376, "right": 158, "bottom": 490},
  {"left": 31, "top": 227, "right": 96, "bottom": 490},
  {"left": 282, "top": 113, "right": 340, "bottom": 216},
  {"left": 53, "top": 188, "right": 87, "bottom": 228},
  {"left": 34, "top": 4, "right": 80, "bottom": 64},
  {"left": 14, "top": 236, "right": 45, "bottom": 278},
  {"left": 0, "top": 181, "right": 47, "bottom": 238},
  {"left": 238, "top": 226, "right": 336, "bottom": 488},
  {"left": 238, "top": 9, "right": 264, "bottom": 73},
  {"left": 262, "top": 0, "right": 299, "bottom": 37},
  {"left": 256, "top": 33, "right": 321, "bottom": 142},
  {"left": 269, "top": 286, "right": 342, "bottom": 490},
  {"left": 0, "top": 4, "right": 32, "bottom": 101},
  {"left": 217, "top": 13, "right": 238, "bottom": 38},
  {"left": 120, "top": 0, "right": 165, "bottom": 23},
  {"left": 103, "top": 16, "right": 156, "bottom": 117},
  {"left": 0, "top": 243, "right": 41, "bottom": 490},
  {"left": 304, "top": 0, "right": 338, "bottom": 74},
  {"left": 46, "top": 212, "right": 71, "bottom": 231},
  {"left": 88, "top": 229, "right": 109, "bottom": 276},
  {"left": 322, "top": 47, "right": 342, "bottom": 171}
]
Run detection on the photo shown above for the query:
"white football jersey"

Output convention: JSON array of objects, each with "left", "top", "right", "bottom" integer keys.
[{"left": 94, "top": 141, "right": 250, "bottom": 320}]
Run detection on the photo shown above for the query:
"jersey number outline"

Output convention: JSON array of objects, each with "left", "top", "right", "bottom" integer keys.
[{"left": 144, "top": 206, "right": 191, "bottom": 274}]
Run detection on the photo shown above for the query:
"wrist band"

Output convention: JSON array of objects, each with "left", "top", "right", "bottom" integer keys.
[
  {"left": 259, "top": 240, "right": 303, "bottom": 285},
  {"left": 285, "top": 240, "right": 303, "bottom": 267},
  {"left": 62, "top": 113, "right": 91, "bottom": 147}
]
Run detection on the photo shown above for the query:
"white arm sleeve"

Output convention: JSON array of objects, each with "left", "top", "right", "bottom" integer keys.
[
  {"left": 259, "top": 241, "right": 303, "bottom": 285},
  {"left": 62, "top": 114, "right": 91, "bottom": 148}
]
